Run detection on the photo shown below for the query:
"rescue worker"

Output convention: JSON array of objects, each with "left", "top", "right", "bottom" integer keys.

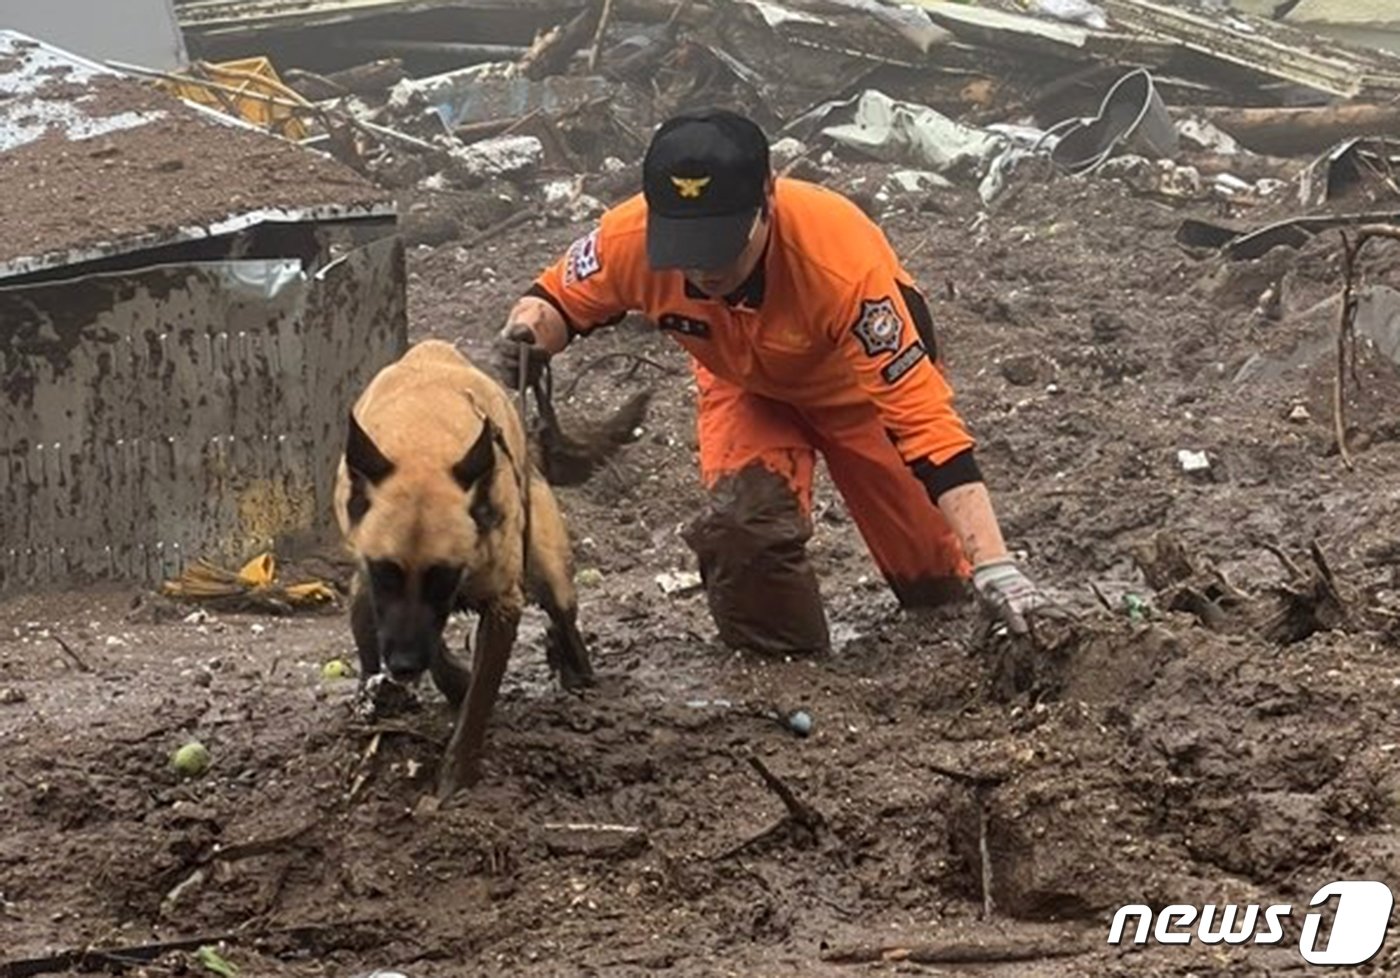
[{"left": 495, "top": 108, "right": 1048, "bottom": 654}]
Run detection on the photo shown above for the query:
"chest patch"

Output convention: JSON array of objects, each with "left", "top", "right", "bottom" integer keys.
[
  {"left": 658, "top": 313, "right": 712, "bottom": 339},
  {"left": 852, "top": 297, "right": 904, "bottom": 357}
]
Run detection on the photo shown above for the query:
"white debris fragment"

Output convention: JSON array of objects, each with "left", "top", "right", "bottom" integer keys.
[
  {"left": 885, "top": 169, "right": 954, "bottom": 194},
  {"left": 448, "top": 135, "right": 543, "bottom": 179},
  {"left": 182, "top": 609, "right": 213, "bottom": 625},
  {"left": 1177, "top": 449, "right": 1211, "bottom": 473},
  {"left": 542, "top": 178, "right": 577, "bottom": 205},
  {"left": 770, "top": 136, "right": 808, "bottom": 169},
  {"left": 1027, "top": 0, "right": 1108, "bottom": 30},
  {"left": 1288, "top": 404, "right": 1312, "bottom": 424},
  {"left": 568, "top": 194, "right": 605, "bottom": 222},
  {"left": 656, "top": 571, "right": 703, "bottom": 596}
]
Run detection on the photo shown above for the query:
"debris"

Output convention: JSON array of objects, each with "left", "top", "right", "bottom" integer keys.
[
  {"left": 656, "top": 571, "right": 703, "bottom": 595},
  {"left": 158, "top": 57, "right": 311, "bottom": 140},
  {"left": 715, "top": 755, "right": 824, "bottom": 860},
  {"left": 795, "top": 89, "right": 1007, "bottom": 181},
  {"left": 1049, "top": 68, "right": 1178, "bottom": 176},
  {"left": 161, "top": 554, "right": 337, "bottom": 614},
  {"left": 1100, "top": 0, "right": 1400, "bottom": 101},
  {"left": 50, "top": 633, "right": 93, "bottom": 674},
  {"left": 1199, "top": 104, "right": 1400, "bottom": 158},
  {"left": 541, "top": 822, "right": 649, "bottom": 858},
  {"left": 1300, "top": 137, "right": 1400, "bottom": 207},
  {"left": 0, "top": 687, "right": 27, "bottom": 705},
  {"left": 1289, "top": 404, "right": 1313, "bottom": 423},
  {"left": 1028, "top": 0, "right": 1109, "bottom": 31},
  {"left": 818, "top": 941, "right": 1089, "bottom": 965},
  {"left": 1177, "top": 449, "right": 1211, "bottom": 473},
  {"left": 353, "top": 674, "right": 421, "bottom": 723},
  {"left": 447, "top": 134, "right": 545, "bottom": 180}
]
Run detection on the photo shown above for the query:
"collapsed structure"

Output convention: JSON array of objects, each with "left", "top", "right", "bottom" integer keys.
[{"left": 0, "top": 32, "right": 404, "bottom": 592}]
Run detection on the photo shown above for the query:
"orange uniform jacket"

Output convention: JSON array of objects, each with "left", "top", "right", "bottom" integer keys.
[{"left": 527, "top": 178, "right": 982, "bottom": 499}]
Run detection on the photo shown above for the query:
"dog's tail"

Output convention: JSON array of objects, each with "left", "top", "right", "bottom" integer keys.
[{"left": 531, "top": 389, "right": 653, "bottom": 486}]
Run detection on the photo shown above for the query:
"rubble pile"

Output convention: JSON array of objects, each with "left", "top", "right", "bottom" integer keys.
[{"left": 155, "top": 0, "right": 1400, "bottom": 248}]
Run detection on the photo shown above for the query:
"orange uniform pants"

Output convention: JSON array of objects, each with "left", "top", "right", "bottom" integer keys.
[{"left": 681, "top": 366, "right": 970, "bottom": 654}]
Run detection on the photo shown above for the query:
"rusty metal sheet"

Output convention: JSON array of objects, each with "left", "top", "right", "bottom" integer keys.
[{"left": 0, "top": 233, "right": 407, "bottom": 592}]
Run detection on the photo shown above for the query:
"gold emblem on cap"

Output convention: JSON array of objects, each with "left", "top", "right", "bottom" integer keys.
[{"left": 671, "top": 175, "right": 711, "bottom": 199}]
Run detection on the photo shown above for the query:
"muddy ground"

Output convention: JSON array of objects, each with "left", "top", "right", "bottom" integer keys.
[{"left": 5, "top": 167, "right": 1400, "bottom": 977}]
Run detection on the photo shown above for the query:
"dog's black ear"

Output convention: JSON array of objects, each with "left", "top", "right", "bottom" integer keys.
[
  {"left": 451, "top": 421, "right": 496, "bottom": 491},
  {"left": 346, "top": 411, "right": 395, "bottom": 485}
]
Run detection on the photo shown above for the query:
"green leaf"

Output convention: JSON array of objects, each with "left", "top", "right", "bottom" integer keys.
[{"left": 195, "top": 945, "right": 239, "bottom": 978}]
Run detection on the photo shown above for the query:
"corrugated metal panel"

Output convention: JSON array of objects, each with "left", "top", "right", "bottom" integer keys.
[{"left": 0, "top": 232, "right": 408, "bottom": 591}]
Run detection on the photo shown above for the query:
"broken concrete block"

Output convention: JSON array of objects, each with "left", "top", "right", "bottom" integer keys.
[{"left": 448, "top": 135, "right": 543, "bottom": 180}]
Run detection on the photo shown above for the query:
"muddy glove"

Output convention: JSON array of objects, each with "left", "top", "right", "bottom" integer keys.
[
  {"left": 494, "top": 323, "right": 551, "bottom": 390},
  {"left": 972, "top": 558, "right": 1047, "bottom": 636}
]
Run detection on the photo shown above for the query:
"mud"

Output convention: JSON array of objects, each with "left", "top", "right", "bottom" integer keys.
[{"left": 5, "top": 168, "right": 1400, "bottom": 976}]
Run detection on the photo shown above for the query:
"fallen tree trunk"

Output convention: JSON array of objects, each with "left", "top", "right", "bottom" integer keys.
[{"left": 1191, "top": 104, "right": 1400, "bottom": 158}]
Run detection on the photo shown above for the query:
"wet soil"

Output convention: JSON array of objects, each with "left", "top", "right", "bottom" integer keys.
[
  {"left": 0, "top": 75, "right": 383, "bottom": 267},
  {"left": 5, "top": 169, "right": 1400, "bottom": 977}
]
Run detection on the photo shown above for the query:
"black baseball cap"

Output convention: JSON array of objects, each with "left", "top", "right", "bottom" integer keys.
[{"left": 643, "top": 109, "right": 770, "bottom": 271}]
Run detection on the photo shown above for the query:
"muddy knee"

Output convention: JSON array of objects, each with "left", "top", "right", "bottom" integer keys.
[{"left": 683, "top": 465, "right": 829, "bottom": 654}]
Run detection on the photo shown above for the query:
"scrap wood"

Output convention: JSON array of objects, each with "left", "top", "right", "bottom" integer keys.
[
  {"left": 714, "top": 755, "right": 824, "bottom": 860},
  {"left": 0, "top": 920, "right": 381, "bottom": 978},
  {"left": 1193, "top": 103, "right": 1400, "bottom": 159},
  {"left": 49, "top": 632, "right": 92, "bottom": 673},
  {"left": 1330, "top": 225, "right": 1400, "bottom": 469},
  {"left": 520, "top": 0, "right": 604, "bottom": 80},
  {"left": 819, "top": 940, "right": 1089, "bottom": 964},
  {"left": 588, "top": 0, "right": 617, "bottom": 71}
]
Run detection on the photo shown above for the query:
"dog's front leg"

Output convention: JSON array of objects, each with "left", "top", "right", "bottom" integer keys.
[
  {"left": 436, "top": 599, "right": 520, "bottom": 798},
  {"left": 349, "top": 576, "right": 381, "bottom": 681}
]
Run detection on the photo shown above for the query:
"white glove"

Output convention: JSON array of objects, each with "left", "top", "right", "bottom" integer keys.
[{"left": 972, "top": 558, "right": 1047, "bottom": 635}]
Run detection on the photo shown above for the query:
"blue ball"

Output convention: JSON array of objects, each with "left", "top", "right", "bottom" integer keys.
[{"left": 787, "top": 711, "right": 813, "bottom": 737}]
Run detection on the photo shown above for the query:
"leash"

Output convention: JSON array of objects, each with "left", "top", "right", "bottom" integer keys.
[{"left": 516, "top": 343, "right": 534, "bottom": 581}]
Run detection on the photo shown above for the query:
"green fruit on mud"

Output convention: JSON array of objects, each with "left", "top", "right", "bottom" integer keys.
[
  {"left": 170, "top": 741, "right": 211, "bottom": 778},
  {"left": 576, "top": 567, "right": 604, "bottom": 587},
  {"left": 322, "top": 659, "right": 353, "bottom": 680}
]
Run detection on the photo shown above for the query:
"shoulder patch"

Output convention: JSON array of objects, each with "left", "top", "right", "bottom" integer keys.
[
  {"left": 563, "top": 228, "right": 602, "bottom": 286},
  {"left": 881, "top": 341, "right": 927, "bottom": 385},
  {"left": 852, "top": 297, "right": 904, "bottom": 357}
]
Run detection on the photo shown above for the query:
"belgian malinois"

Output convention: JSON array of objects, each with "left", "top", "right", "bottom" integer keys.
[{"left": 334, "top": 339, "right": 594, "bottom": 796}]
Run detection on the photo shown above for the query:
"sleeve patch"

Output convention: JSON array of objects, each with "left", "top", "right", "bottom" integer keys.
[
  {"left": 852, "top": 296, "right": 904, "bottom": 356},
  {"left": 881, "top": 341, "right": 927, "bottom": 385},
  {"left": 563, "top": 228, "right": 602, "bottom": 286}
]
